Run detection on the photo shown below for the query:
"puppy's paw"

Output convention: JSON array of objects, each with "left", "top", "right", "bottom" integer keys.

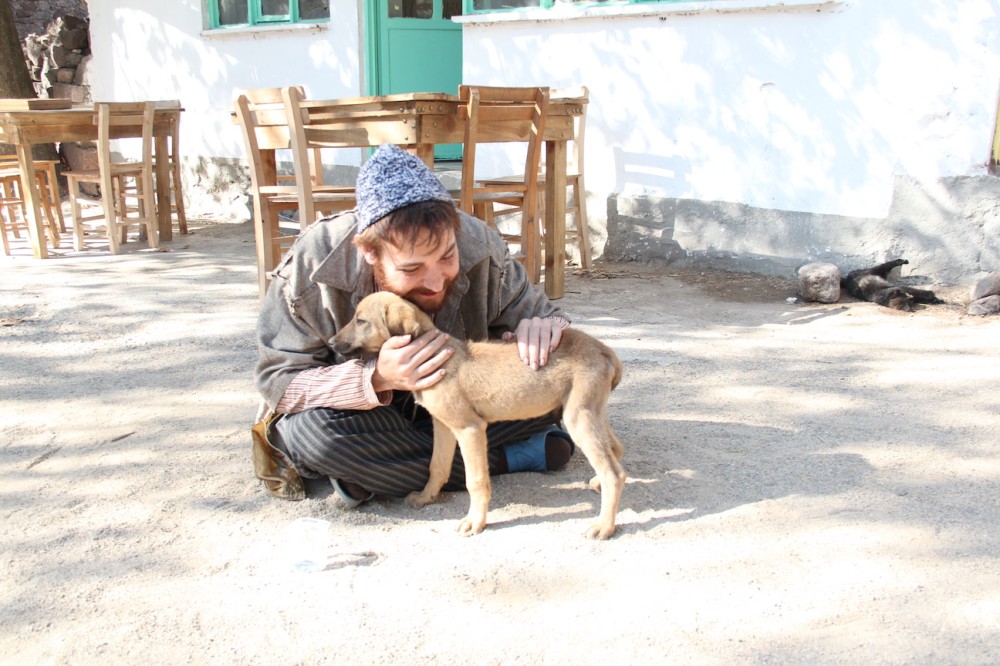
[
  {"left": 456, "top": 515, "right": 487, "bottom": 536},
  {"left": 405, "top": 490, "right": 436, "bottom": 508},
  {"left": 588, "top": 475, "right": 602, "bottom": 493},
  {"left": 585, "top": 521, "right": 617, "bottom": 540}
]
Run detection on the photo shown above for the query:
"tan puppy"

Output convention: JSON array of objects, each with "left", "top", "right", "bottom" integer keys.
[{"left": 333, "top": 291, "right": 626, "bottom": 539}]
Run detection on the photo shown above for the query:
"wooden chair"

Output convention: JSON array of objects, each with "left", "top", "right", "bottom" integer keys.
[
  {"left": 0, "top": 160, "right": 63, "bottom": 254},
  {"left": 477, "top": 86, "right": 591, "bottom": 268},
  {"left": 64, "top": 102, "right": 158, "bottom": 254},
  {"left": 234, "top": 88, "right": 301, "bottom": 297},
  {"left": 281, "top": 86, "right": 357, "bottom": 227},
  {"left": 108, "top": 101, "right": 187, "bottom": 241},
  {"left": 457, "top": 85, "right": 550, "bottom": 283},
  {"left": 0, "top": 155, "right": 65, "bottom": 232},
  {"left": 235, "top": 86, "right": 354, "bottom": 298}
]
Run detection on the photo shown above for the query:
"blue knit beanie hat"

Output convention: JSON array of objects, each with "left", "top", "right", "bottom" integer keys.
[{"left": 354, "top": 144, "right": 454, "bottom": 233}]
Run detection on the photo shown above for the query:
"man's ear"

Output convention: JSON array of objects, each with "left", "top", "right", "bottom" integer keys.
[{"left": 360, "top": 246, "right": 378, "bottom": 267}]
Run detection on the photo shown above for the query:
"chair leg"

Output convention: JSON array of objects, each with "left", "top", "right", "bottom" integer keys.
[
  {"left": 8, "top": 179, "right": 24, "bottom": 239},
  {"left": 253, "top": 194, "right": 289, "bottom": 298},
  {"left": 104, "top": 176, "right": 122, "bottom": 254},
  {"left": 120, "top": 175, "right": 133, "bottom": 244},
  {"left": 142, "top": 175, "right": 159, "bottom": 250},
  {"left": 35, "top": 176, "right": 61, "bottom": 249},
  {"left": 572, "top": 176, "right": 591, "bottom": 269},
  {"left": 171, "top": 163, "right": 187, "bottom": 234},
  {"left": 0, "top": 191, "right": 15, "bottom": 256},
  {"left": 0, "top": 212, "right": 10, "bottom": 256},
  {"left": 119, "top": 176, "right": 132, "bottom": 245},
  {"left": 67, "top": 177, "right": 87, "bottom": 251},
  {"left": 38, "top": 163, "right": 66, "bottom": 232}
]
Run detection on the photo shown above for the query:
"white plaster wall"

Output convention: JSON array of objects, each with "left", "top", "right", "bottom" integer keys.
[
  {"left": 80, "top": 0, "right": 1000, "bottom": 238},
  {"left": 461, "top": 0, "right": 1000, "bottom": 219},
  {"left": 85, "top": 0, "right": 365, "bottom": 167}
]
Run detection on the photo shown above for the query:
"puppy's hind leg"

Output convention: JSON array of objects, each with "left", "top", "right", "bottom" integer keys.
[
  {"left": 564, "top": 405, "right": 626, "bottom": 540},
  {"left": 405, "top": 417, "right": 457, "bottom": 509},
  {"left": 587, "top": 427, "right": 624, "bottom": 491}
]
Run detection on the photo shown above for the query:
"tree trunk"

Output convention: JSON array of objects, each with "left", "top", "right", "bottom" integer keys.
[{"left": 0, "top": 0, "right": 59, "bottom": 160}]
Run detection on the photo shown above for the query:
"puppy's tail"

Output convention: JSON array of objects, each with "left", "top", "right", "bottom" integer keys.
[{"left": 605, "top": 347, "right": 623, "bottom": 392}]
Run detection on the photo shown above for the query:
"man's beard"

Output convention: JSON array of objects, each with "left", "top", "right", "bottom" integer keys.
[{"left": 371, "top": 261, "right": 454, "bottom": 314}]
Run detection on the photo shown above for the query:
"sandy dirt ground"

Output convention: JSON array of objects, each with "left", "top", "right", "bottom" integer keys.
[{"left": 2, "top": 220, "right": 999, "bottom": 665}]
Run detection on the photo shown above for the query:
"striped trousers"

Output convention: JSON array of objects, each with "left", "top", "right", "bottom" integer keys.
[{"left": 272, "top": 391, "right": 559, "bottom": 497}]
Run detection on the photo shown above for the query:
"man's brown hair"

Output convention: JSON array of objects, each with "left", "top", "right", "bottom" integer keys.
[{"left": 353, "top": 200, "right": 461, "bottom": 258}]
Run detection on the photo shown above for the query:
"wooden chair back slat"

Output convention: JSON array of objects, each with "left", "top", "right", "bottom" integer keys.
[
  {"left": 474, "top": 85, "right": 592, "bottom": 269},
  {"left": 457, "top": 85, "right": 550, "bottom": 282},
  {"left": 282, "top": 86, "right": 357, "bottom": 228}
]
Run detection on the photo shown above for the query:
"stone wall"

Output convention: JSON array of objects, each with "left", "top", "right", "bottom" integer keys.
[
  {"left": 9, "top": 0, "right": 88, "bottom": 40},
  {"left": 10, "top": 2, "right": 96, "bottom": 180},
  {"left": 19, "top": 14, "right": 92, "bottom": 104},
  {"left": 10, "top": 0, "right": 92, "bottom": 102},
  {"left": 604, "top": 174, "right": 1000, "bottom": 286}
]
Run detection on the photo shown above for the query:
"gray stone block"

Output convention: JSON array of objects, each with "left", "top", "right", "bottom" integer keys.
[
  {"left": 60, "top": 28, "right": 89, "bottom": 52},
  {"left": 73, "top": 54, "right": 92, "bottom": 86},
  {"left": 50, "top": 83, "right": 89, "bottom": 104},
  {"left": 970, "top": 272, "right": 1000, "bottom": 301},
  {"left": 798, "top": 262, "right": 842, "bottom": 303},
  {"left": 967, "top": 295, "right": 1000, "bottom": 316}
]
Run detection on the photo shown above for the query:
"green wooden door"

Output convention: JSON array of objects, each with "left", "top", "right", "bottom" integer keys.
[{"left": 366, "top": 0, "right": 464, "bottom": 160}]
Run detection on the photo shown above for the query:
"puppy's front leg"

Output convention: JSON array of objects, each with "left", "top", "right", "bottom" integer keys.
[
  {"left": 405, "top": 417, "right": 456, "bottom": 509},
  {"left": 455, "top": 425, "right": 490, "bottom": 536}
]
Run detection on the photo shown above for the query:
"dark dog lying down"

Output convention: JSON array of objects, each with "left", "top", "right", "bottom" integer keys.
[{"left": 842, "top": 259, "right": 944, "bottom": 311}]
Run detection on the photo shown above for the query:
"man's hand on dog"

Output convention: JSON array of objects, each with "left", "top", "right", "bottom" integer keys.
[
  {"left": 372, "top": 330, "right": 454, "bottom": 391},
  {"left": 503, "top": 316, "right": 567, "bottom": 370}
]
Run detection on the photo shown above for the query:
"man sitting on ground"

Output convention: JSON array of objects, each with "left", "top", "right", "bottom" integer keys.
[{"left": 254, "top": 144, "right": 575, "bottom": 506}]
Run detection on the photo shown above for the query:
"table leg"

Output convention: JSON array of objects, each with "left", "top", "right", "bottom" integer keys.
[
  {"left": 14, "top": 145, "right": 48, "bottom": 259},
  {"left": 413, "top": 144, "right": 435, "bottom": 168},
  {"left": 522, "top": 204, "right": 541, "bottom": 285},
  {"left": 544, "top": 140, "right": 567, "bottom": 299},
  {"left": 154, "top": 134, "right": 172, "bottom": 241}
]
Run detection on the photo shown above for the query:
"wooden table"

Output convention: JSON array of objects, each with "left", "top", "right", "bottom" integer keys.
[
  {"left": 0, "top": 100, "right": 182, "bottom": 259},
  {"left": 285, "top": 92, "right": 586, "bottom": 298}
]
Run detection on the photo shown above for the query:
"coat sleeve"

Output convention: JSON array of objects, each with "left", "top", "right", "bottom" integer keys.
[{"left": 254, "top": 273, "right": 338, "bottom": 410}]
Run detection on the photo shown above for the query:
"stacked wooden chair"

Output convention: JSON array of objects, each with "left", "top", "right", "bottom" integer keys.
[
  {"left": 234, "top": 86, "right": 356, "bottom": 297},
  {"left": 456, "top": 85, "right": 550, "bottom": 283},
  {"left": 476, "top": 85, "right": 591, "bottom": 269},
  {"left": 64, "top": 101, "right": 158, "bottom": 253},
  {"left": 0, "top": 156, "right": 63, "bottom": 255}
]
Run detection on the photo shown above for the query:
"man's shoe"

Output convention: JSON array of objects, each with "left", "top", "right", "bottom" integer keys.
[
  {"left": 502, "top": 426, "right": 575, "bottom": 473},
  {"left": 544, "top": 434, "right": 574, "bottom": 471},
  {"left": 331, "top": 478, "right": 375, "bottom": 508}
]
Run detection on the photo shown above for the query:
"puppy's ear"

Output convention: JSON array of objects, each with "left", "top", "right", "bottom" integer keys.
[{"left": 387, "top": 300, "right": 433, "bottom": 338}]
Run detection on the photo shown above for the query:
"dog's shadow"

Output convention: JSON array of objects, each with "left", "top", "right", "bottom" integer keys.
[
  {"left": 401, "top": 419, "right": 875, "bottom": 538},
  {"left": 304, "top": 417, "right": 873, "bottom": 539},
  {"left": 608, "top": 420, "right": 873, "bottom": 537}
]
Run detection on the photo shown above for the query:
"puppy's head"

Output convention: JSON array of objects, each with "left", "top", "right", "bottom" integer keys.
[{"left": 333, "top": 292, "right": 436, "bottom": 356}]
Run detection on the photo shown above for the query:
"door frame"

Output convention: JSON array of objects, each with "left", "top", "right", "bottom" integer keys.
[{"left": 361, "top": 1, "right": 463, "bottom": 160}]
